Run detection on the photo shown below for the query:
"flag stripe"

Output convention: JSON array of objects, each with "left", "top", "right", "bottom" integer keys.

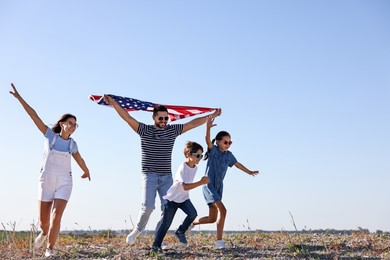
[{"left": 89, "top": 94, "right": 216, "bottom": 121}]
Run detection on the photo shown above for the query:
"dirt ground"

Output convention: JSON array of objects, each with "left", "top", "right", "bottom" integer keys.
[{"left": 1, "top": 230, "right": 389, "bottom": 259}]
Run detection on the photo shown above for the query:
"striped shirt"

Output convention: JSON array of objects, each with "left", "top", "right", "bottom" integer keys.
[{"left": 137, "top": 123, "right": 183, "bottom": 175}]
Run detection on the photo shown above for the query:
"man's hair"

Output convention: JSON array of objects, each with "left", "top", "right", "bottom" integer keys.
[{"left": 153, "top": 105, "right": 168, "bottom": 116}]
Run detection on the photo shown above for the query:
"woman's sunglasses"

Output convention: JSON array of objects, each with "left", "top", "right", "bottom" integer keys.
[{"left": 222, "top": 140, "right": 233, "bottom": 145}]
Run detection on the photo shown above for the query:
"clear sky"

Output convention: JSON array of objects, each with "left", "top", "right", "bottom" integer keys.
[{"left": 1, "top": 1, "right": 389, "bottom": 233}]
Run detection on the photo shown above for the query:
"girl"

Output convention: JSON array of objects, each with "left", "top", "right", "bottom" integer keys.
[
  {"left": 9, "top": 83, "right": 90, "bottom": 257},
  {"left": 191, "top": 116, "right": 258, "bottom": 249}
]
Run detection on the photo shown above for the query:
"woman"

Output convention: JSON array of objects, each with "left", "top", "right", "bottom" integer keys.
[{"left": 9, "top": 83, "right": 90, "bottom": 257}]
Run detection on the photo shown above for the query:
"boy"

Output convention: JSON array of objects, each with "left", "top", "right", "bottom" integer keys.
[{"left": 151, "top": 141, "right": 209, "bottom": 253}]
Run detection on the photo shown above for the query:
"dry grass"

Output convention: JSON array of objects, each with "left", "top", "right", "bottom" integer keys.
[{"left": 1, "top": 229, "right": 389, "bottom": 259}]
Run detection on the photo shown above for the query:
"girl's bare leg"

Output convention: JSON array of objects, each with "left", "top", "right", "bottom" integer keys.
[
  {"left": 213, "top": 201, "right": 227, "bottom": 240},
  {"left": 193, "top": 203, "right": 218, "bottom": 224}
]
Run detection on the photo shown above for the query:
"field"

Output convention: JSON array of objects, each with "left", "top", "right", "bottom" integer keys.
[{"left": 1, "top": 229, "right": 389, "bottom": 259}]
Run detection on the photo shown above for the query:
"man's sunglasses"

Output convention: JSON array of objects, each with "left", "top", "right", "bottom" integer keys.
[{"left": 158, "top": 116, "right": 169, "bottom": 121}]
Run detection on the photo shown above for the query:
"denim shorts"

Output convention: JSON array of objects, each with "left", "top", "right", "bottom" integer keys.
[{"left": 202, "top": 183, "right": 223, "bottom": 204}]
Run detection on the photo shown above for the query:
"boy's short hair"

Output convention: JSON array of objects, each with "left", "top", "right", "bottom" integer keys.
[{"left": 184, "top": 141, "right": 204, "bottom": 156}]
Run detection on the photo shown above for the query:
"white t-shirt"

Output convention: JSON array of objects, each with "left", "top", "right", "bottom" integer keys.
[{"left": 163, "top": 162, "right": 198, "bottom": 203}]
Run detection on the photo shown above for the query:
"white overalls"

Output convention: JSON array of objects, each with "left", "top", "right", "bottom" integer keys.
[{"left": 38, "top": 134, "right": 74, "bottom": 202}]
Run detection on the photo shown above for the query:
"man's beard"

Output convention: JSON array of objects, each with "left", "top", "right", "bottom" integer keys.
[{"left": 155, "top": 122, "right": 166, "bottom": 128}]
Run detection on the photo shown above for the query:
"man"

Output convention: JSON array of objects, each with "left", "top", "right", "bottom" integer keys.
[{"left": 103, "top": 94, "right": 221, "bottom": 245}]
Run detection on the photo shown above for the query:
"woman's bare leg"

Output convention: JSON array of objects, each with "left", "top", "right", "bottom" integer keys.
[
  {"left": 47, "top": 199, "right": 68, "bottom": 250},
  {"left": 38, "top": 201, "right": 53, "bottom": 236}
]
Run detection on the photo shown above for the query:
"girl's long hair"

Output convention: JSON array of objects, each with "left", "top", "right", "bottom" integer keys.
[
  {"left": 204, "top": 131, "right": 230, "bottom": 160},
  {"left": 51, "top": 114, "right": 77, "bottom": 134}
]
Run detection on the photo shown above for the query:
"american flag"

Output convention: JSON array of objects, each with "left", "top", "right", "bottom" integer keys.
[{"left": 89, "top": 94, "right": 217, "bottom": 121}]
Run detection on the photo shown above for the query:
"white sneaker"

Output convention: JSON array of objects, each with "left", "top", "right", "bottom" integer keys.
[
  {"left": 44, "top": 248, "right": 56, "bottom": 257},
  {"left": 215, "top": 240, "right": 226, "bottom": 249},
  {"left": 161, "top": 242, "right": 169, "bottom": 250},
  {"left": 126, "top": 229, "right": 140, "bottom": 245},
  {"left": 34, "top": 232, "right": 47, "bottom": 249}
]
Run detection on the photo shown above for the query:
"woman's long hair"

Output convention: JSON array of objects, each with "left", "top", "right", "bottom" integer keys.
[{"left": 51, "top": 114, "right": 77, "bottom": 134}]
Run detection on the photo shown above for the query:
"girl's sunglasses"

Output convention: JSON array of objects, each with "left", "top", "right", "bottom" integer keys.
[{"left": 222, "top": 140, "right": 232, "bottom": 145}]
